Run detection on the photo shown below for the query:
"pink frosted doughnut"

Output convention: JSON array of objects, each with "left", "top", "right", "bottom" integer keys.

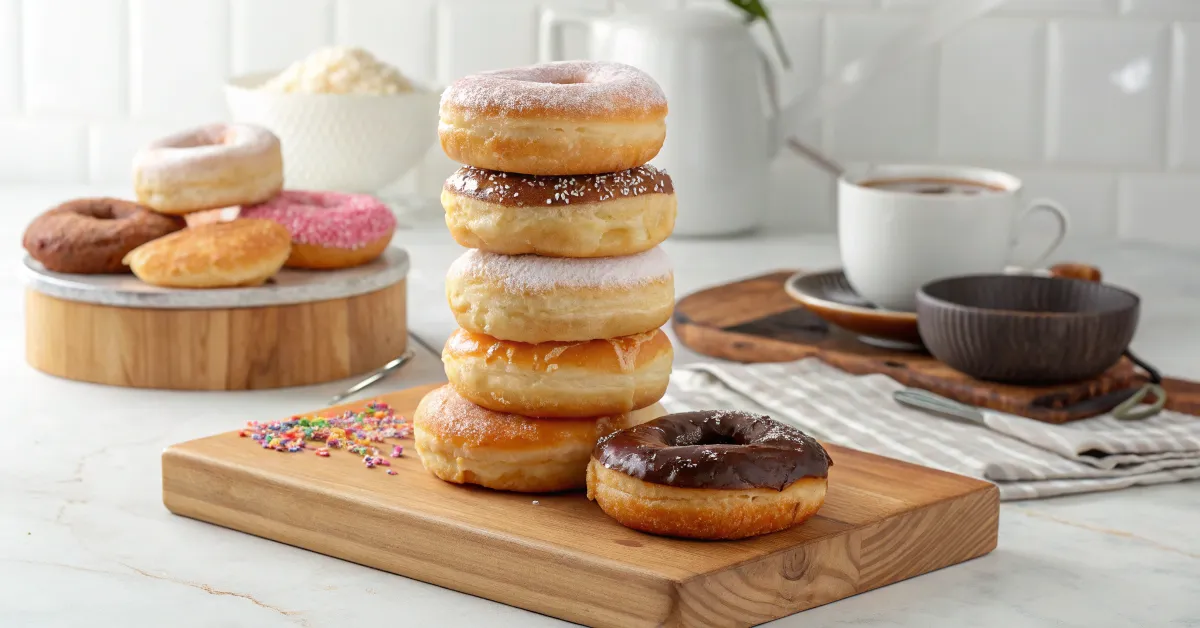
[
  {"left": 133, "top": 123, "right": 283, "bottom": 214},
  {"left": 240, "top": 190, "right": 396, "bottom": 270}
]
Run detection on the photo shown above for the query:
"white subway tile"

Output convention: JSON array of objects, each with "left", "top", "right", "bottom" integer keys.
[
  {"left": 88, "top": 121, "right": 188, "bottom": 185},
  {"left": 882, "top": 0, "right": 1118, "bottom": 13},
  {"left": 130, "top": 0, "right": 230, "bottom": 121},
  {"left": 1170, "top": 23, "right": 1200, "bottom": 169},
  {"left": 0, "top": 119, "right": 88, "bottom": 183},
  {"left": 767, "top": 152, "right": 837, "bottom": 231},
  {"left": 22, "top": 0, "right": 126, "bottom": 116},
  {"left": 1008, "top": 170, "right": 1118, "bottom": 244},
  {"left": 1046, "top": 21, "right": 1170, "bottom": 167},
  {"left": 938, "top": 19, "right": 1045, "bottom": 163},
  {"left": 0, "top": 0, "right": 17, "bottom": 114},
  {"left": 231, "top": 0, "right": 334, "bottom": 75},
  {"left": 825, "top": 14, "right": 937, "bottom": 160},
  {"left": 1118, "top": 174, "right": 1200, "bottom": 247},
  {"left": 757, "top": 9, "right": 823, "bottom": 144},
  {"left": 335, "top": 0, "right": 437, "bottom": 85},
  {"left": 1122, "top": 0, "right": 1200, "bottom": 17},
  {"left": 437, "top": 0, "right": 539, "bottom": 84}
]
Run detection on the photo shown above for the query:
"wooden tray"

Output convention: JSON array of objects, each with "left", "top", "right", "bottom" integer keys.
[
  {"left": 23, "top": 249, "right": 409, "bottom": 391},
  {"left": 674, "top": 271, "right": 1200, "bottom": 423},
  {"left": 162, "top": 384, "right": 999, "bottom": 628}
]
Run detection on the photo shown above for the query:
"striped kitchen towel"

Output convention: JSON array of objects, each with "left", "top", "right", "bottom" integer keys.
[{"left": 661, "top": 358, "right": 1200, "bottom": 500}]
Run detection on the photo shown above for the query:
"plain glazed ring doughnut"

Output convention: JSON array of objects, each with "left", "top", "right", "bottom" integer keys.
[
  {"left": 123, "top": 219, "right": 291, "bottom": 288},
  {"left": 441, "top": 165, "right": 676, "bottom": 258},
  {"left": 133, "top": 123, "right": 284, "bottom": 214},
  {"left": 439, "top": 61, "right": 667, "bottom": 176},
  {"left": 22, "top": 198, "right": 185, "bottom": 274},
  {"left": 446, "top": 248, "right": 673, "bottom": 344},
  {"left": 442, "top": 328, "right": 672, "bottom": 419},
  {"left": 587, "top": 411, "right": 832, "bottom": 540},
  {"left": 414, "top": 384, "right": 665, "bottom": 493},
  {"left": 240, "top": 190, "right": 397, "bottom": 269}
]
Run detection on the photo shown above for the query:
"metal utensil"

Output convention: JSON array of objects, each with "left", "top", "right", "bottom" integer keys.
[
  {"left": 327, "top": 331, "right": 440, "bottom": 406},
  {"left": 893, "top": 388, "right": 988, "bottom": 426}
]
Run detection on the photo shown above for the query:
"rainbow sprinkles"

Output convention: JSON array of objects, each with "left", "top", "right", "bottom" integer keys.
[{"left": 240, "top": 401, "right": 412, "bottom": 470}]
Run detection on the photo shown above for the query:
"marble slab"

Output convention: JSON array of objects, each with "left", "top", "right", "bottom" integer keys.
[{"left": 20, "top": 246, "right": 409, "bottom": 309}]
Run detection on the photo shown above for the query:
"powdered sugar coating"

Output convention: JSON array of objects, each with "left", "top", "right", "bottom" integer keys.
[
  {"left": 447, "top": 247, "right": 672, "bottom": 294},
  {"left": 133, "top": 123, "right": 280, "bottom": 181},
  {"left": 240, "top": 190, "right": 396, "bottom": 249},
  {"left": 440, "top": 60, "right": 667, "bottom": 121},
  {"left": 444, "top": 165, "right": 673, "bottom": 207},
  {"left": 416, "top": 385, "right": 623, "bottom": 448}
]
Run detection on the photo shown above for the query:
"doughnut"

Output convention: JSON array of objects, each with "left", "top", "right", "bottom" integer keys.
[
  {"left": 240, "top": 190, "right": 396, "bottom": 269},
  {"left": 413, "top": 384, "right": 666, "bottom": 493},
  {"left": 123, "top": 219, "right": 291, "bottom": 288},
  {"left": 22, "top": 198, "right": 185, "bottom": 274},
  {"left": 442, "top": 328, "right": 672, "bottom": 419},
  {"left": 441, "top": 165, "right": 675, "bottom": 258},
  {"left": 446, "top": 247, "right": 673, "bottom": 344},
  {"left": 439, "top": 61, "right": 667, "bottom": 175},
  {"left": 587, "top": 411, "right": 832, "bottom": 540},
  {"left": 133, "top": 123, "right": 284, "bottom": 215}
]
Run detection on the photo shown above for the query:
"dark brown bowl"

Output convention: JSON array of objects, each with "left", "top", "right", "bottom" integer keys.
[{"left": 916, "top": 275, "right": 1140, "bottom": 384}]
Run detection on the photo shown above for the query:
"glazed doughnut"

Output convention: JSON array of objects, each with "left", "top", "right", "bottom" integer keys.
[
  {"left": 22, "top": 198, "right": 185, "bottom": 274},
  {"left": 123, "top": 219, "right": 291, "bottom": 288},
  {"left": 414, "top": 384, "right": 665, "bottom": 493},
  {"left": 240, "top": 190, "right": 396, "bottom": 269},
  {"left": 587, "top": 411, "right": 832, "bottom": 540},
  {"left": 133, "top": 123, "right": 284, "bottom": 214},
  {"left": 446, "top": 248, "right": 673, "bottom": 343},
  {"left": 439, "top": 61, "right": 667, "bottom": 175},
  {"left": 441, "top": 165, "right": 675, "bottom": 258},
  {"left": 442, "top": 328, "right": 672, "bottom": 419}
]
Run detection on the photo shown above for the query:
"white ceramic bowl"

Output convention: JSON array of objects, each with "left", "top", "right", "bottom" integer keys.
[{"left": 225, "top": 72, "right": 441, "bottom": 193}]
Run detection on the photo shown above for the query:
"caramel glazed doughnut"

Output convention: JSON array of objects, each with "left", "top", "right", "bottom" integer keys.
[
  {"left": 587, "top": 411, "right": 832, "bottom": 540},
  {"left": 442, "top": 165, "right": 676, "bottom": 258},
  {"left": 414, "top": 384, "right": 667, "bottom": 493},
  {"left": 443, "top": 328, "right": 673, "bottom": 419},
  {"left": 446, "top": 247, "right": 674, "bottom": 344},
  {"left": 439, "top": 60, "right": 667, "bottom": 176}
]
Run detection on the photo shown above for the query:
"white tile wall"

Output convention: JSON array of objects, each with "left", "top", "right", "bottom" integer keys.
[{"left": 0, "top": 0, "right": 1198, "bottom": 248}]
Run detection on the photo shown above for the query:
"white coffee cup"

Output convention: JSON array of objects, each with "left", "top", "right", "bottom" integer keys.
[{"left": 838, "top": 164, "right": 1069, "bottom": 312}]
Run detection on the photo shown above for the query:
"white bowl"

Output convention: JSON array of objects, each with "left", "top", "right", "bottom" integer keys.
[{"left": 225, "top": 72, "right": 441, "bottom": 194}]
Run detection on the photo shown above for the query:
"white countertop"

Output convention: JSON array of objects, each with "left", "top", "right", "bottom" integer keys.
[{"left": 2, "top": 186, "right": 1198, "bottom": 627}]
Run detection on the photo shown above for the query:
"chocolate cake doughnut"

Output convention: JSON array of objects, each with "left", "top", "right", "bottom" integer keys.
[
  {"left": 586, "top": 410, "right": 832, "bottom": 539},
  {"left": 23, "top": 198, "right": 185, "bottom": 274}
]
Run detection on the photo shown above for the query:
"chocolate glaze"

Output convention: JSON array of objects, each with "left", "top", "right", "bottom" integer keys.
[
  {"left": 444, "top": 165, "right": 673, "bottom": 208},
  {"left": 594, "top": 410, "right": 832, "bottom": 491}
]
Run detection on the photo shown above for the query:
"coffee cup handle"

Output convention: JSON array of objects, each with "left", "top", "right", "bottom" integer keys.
[{"left": 1016, "top": 199, "right": 1070, "bottom": 268}]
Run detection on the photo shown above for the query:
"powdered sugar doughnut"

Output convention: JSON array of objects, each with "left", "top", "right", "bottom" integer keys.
[
  {"left": 445, "top": 247, "right": 674, "bottom": 343},
  {"left": 439, "top": 61, "right": 667, "bottom": 175},
  {"left": 133, "top": 123, "right": 283, "bottom": 215},
  {"left": 240, "top": 190, "right": 396, "bottom": 269}
]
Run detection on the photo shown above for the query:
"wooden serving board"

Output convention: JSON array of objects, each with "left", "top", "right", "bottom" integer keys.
[
  {"left": 674, "top": 271, "right": 1200, "bottom": 423},
  {"left": 163, "top": 384, "right": 1000, "bottom": 628}
]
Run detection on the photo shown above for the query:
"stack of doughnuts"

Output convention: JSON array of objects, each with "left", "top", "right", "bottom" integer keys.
[
  {"left": 415, "top": 60, "right": 677, "bottom": 493},
  {"left": 23, "top": 122, "right": 398, "bottom": 289}
]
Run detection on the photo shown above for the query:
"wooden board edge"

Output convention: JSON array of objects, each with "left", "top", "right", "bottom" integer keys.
[
  {"left": 667, "top": 483, "right": 999, "bottom": 627},
  {"left": 161, "top": 444, "right": 676, "bottom": 628}
]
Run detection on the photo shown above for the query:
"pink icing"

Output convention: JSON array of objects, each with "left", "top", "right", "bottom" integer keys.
[{"left": 240, "top": 190, "right": 396, "bottom": 249}]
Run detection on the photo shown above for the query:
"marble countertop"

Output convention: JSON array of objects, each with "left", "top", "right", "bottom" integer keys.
[{"left": 3, "top": 185, "right": 1198, "bottom": 627}]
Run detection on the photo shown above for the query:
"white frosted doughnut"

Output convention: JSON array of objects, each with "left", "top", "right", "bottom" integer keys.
[
  {"left": 445, "top": 247, "right": 675, "bottom": 343},
  {"left": 439, "top": 61, "right": 667, "bottom": 175},
  {"left": 133, "top": 123, "right": 284, "bottom": 215}
]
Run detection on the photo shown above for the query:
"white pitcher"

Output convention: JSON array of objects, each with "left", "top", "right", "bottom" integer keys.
[
  {"left": 539, "top": 1, "right": 1007, "bottom": 237},
  {"left": 540, "top": 8, "right": 776, "bottom": 236}
]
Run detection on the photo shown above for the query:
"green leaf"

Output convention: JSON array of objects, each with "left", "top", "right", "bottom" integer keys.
[{"left": 725, "top": 0, "right": 791, "bottom": 69}]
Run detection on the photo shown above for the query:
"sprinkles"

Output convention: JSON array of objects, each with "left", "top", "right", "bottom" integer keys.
[{"left": 241, "top": 402, "right": 412, "bottom": 473}]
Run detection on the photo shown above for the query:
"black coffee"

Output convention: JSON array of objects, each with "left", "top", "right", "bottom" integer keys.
[{"left": 861, "top": 177, "right": 1006, "bottom": 195}]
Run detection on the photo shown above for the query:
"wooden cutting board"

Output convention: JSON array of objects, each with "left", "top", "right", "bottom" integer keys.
[
  {"left": 162, "top": 384, "right": 999, "bottom": 628},
  {"left": 674, "top": 271, "right": 1200, "bottom": 423}
]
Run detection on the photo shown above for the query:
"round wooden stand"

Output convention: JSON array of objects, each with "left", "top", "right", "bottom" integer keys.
[{"left": 23, "top": 249, "right": 409, "bottom": 391}]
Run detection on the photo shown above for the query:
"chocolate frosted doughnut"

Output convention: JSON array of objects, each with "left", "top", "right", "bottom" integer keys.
[
  {"left": 587, "top": 411, "right": 832, "bottom": 539},
  {"left": 23, "top": 198, "right": 185, "bottom": 274}
]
